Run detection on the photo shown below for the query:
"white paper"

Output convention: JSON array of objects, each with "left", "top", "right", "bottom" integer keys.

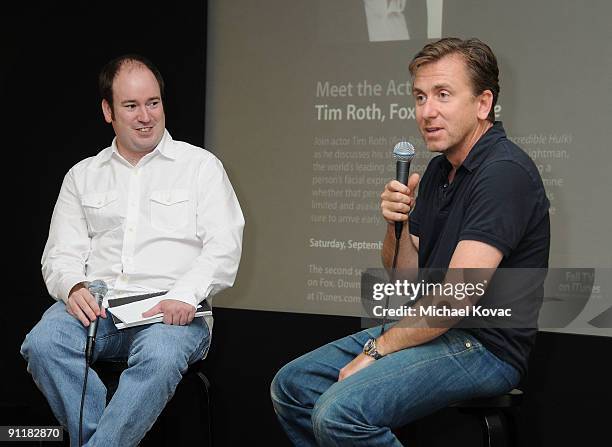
[{"left": 107, "top": 296, "right": 163, "bottom": 324}]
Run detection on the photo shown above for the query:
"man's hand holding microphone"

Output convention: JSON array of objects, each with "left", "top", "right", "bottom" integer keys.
[
  {"left": 380, "top": 174, "right": 421, "bottom": 225},
  {"left": 67, "top": 283, "right": 107, "bottom": 327}
]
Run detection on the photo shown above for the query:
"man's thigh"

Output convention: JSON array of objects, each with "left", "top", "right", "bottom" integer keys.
[
  {"left": 22, "top": 301, "right": 126, "bottom": 361},
  {"left": 127, "top": 317, "right": 211, "bottom": 368},
  {"left": 313, "top": 329, "right": 514, "bottom": 429},
  {"left": 272, "top": 325, "right": 388, "bottom": 405},
  {"left": 22, "top": 301, "right": 90, "bottom": 357}
]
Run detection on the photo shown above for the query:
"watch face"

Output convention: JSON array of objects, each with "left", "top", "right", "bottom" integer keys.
[
  {"left": 364, "top": 338, "right": 376, "bottom": 355},
  {"left": 364, "top": 338, "right": 382, "bottom": 359}
]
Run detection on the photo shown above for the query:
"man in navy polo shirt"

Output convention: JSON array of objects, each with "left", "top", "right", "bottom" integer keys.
[{"left": 271, "top": 37, "right": 549, "bottom": 446}]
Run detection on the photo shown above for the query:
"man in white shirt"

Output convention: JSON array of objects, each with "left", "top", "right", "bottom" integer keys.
[{"left": 21, "top": 55, "right": 244, "bottom": 446}]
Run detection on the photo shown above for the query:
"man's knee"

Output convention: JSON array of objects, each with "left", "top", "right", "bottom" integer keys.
[
  {"left": 312, "top": 389, "right": 363, "bottom": 443},
  {"left": 22, "top": 302, "right": 82, "bottom": 359},
  {"left": 20, "top": 330, "right": 42, "bottom": 363},
  {"left": 22, "top": 317, "right": 69, "bottom": 363},
  {"left": 270, "top": 360, "right": 302, "bottom": 409}
]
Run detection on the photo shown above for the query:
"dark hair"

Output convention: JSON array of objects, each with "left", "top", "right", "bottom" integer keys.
[
  {"left": 409, "top": 38, "right": 499, "bottom": 122},
  {"left": 98, "top": 54, "right": 165, "bottom": 117}
]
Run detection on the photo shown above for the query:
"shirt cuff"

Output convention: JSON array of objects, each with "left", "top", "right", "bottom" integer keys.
[
  {"left": 60, "top": 275, "right": 88, "bottom": 304},
  {"left": 163, "top": 288, "right": 198, "bottom": 310}
]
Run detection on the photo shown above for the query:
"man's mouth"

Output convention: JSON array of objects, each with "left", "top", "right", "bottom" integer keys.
[
  {"left": 424, "top": 127, "right": 443, "bottom": 135},
  {"left": 136, "top": 127, "right": 153, "bottom": 133}
]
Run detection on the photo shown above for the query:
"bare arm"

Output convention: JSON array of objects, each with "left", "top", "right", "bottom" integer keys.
[
  {"left": 376, "top": 240, "right": 503, "bottom": 355},
  {"left": 380, "top": 174, "right": 421, "bottom": 270},
  {"left": 340, "top": 183, "right": 503, "bottom": 381}
]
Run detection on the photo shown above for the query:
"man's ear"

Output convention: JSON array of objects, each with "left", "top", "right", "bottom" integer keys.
[
  {"left": 477, "top": 90, "right": 494, "bottom": 121},
  {"left": 102, "top": 99, "right": 113, "bottom": 123}
]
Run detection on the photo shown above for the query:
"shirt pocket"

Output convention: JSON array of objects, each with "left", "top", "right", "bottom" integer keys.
[
  {"left": 81, "top": 190, "right": 123, "bottom": 234},
  {"left": 150, "top": 189, "right": 190, "bottom": 232}
]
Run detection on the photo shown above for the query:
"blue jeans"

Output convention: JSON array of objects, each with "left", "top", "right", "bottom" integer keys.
[
  {"left": 270, "top": 325, "right": 519, "bottom": 446},
  {"left": 20, "top": 301, "right": 210, "bottom": 447}
]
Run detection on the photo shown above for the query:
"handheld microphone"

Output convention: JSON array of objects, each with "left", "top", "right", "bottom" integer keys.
[
  {"left": 85, "top": 280, "right": 108, "bottom": 364},
  {"left": 392, "top": 141, "right": 416, "bottom": 240}
]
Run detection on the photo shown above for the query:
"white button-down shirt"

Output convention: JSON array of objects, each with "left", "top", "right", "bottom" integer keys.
[{"left": 42, "top": 130, "right": 244, "bottom": 309}]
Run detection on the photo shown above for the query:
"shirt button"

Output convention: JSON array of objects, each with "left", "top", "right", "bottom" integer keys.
[{"left": 465, "top": 341, "right": 472, "bottom": 348}]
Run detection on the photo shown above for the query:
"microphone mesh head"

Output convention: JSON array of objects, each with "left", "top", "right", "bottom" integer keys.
[
  {"left": 89, "top": 279, "right": 108, "bottom": 297},
  {"left": 393, "top": 141, "right": 415, "bottom": 161}
]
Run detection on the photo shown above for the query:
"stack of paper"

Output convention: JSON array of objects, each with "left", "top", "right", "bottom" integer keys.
[{"left": 107, "top": 292, "right": 212, "bottom": 329}]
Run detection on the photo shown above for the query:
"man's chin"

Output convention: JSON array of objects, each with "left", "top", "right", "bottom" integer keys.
[
  {"left": 425, "top": 144, "right": 446, "bottom": 154},
  {"left": 133, "top": 136, "right": 163, "bottom": 153}
]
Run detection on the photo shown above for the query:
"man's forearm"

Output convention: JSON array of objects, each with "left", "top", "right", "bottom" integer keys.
[
  {"left": 381, "top": 223, "right": 418, "bottom": 270},
  {"left": 377, "top": 325, "right": 448, "bottom": 356},
  {"left": 379, "top": 222, "right": 423, "bottom": 356}
]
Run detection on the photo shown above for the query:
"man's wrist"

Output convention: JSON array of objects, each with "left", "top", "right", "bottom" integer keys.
[
  {"left": 163, "top": 288, "right": 198, "bottom": 309},
  {"left": 375, "top": 337, "right": 387, "bottom": 356},
  {"left": 68, "top": 282, "right": 86, "bottom": 297},
  {"left": 363, "top": 338, "right": 384, "bottom": 360},
  {"left": 163, "top": 297, "right": 197, "bottom": 310}
]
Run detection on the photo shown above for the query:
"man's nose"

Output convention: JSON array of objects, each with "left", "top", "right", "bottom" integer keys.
[
  {"left": 137, "top": 106, "right": 151, "bottom": 122},
  {"left": 421, "top": 99, "right": 438, "bottom": 119}
]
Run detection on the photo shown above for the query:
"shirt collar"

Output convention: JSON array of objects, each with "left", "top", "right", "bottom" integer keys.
[
  {"left": 94, "top": 129, "right": 176, "bottom": 166},
  {"left": 154, "top": 130, "right": 178, "bottom": 160},
  {"left": 455, "top": 121, "right": 506, "bottom": 173}
]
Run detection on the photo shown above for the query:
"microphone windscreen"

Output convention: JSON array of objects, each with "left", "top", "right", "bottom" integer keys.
[
  {"left": 89, "top": 280, "right": 108, "bottom": 298},
  {"left": 393, "top": 141, "right": 415, "bottom": 161}
]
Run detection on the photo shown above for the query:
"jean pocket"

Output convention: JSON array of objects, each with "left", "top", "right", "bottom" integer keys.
[
  {"left": 443, "top": 329, "right": 483, "bottom": 354},
  {"left": 82, "top": 190, "right": 124, "bottom": 233},
  {"left": 150, "top": 189, "right": 190, "bottom": 232}
]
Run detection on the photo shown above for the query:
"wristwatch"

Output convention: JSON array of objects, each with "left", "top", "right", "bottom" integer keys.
[{"left": 363, "top": 338, "right": 383, "bottom": 360}]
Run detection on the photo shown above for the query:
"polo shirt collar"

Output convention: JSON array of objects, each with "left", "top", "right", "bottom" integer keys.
[{"left": 456, "top": 121, "right": 506, "bottom": 173}]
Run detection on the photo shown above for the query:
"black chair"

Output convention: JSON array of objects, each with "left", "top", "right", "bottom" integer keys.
[
  {"left": 452, "top": 388, "right": 523, "bottom": 447},
  {"left": 92, "top": 360, "right": 212, "bottom": 446}
]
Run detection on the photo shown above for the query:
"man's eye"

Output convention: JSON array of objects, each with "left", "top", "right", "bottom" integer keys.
[
  {"left": 125, "top": 104, "right": 136, "bottom": 110},
  {"left": 439, "top": 91, "right": 450, "bottom": 100},
  {"left": 147, "top": 101, "right": 160, "bottom": 108},
  {"left": 415, "top": 95, "right": 426, "bottom": 104}
]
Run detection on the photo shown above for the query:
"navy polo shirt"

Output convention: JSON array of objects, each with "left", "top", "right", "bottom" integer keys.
[{"left": 409, "top": 122, "right": 550, "bottom": 377}]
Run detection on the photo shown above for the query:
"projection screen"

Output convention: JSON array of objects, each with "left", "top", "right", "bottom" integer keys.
[{"left": 205, "top": 0, "right": 612, "bottom": 336}]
